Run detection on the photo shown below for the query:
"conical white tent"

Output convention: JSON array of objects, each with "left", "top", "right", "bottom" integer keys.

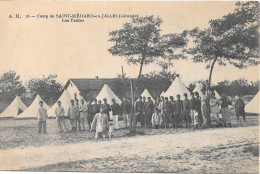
[
  {"left": 17, "top": 94, "right": 50, "bottom": 118},
  {"left": 160, "top": 91, "right": 166, "bottom": 97},
  {"left": 94, "top": 84, "right": 122, "bottom": 105},
  {"left": 141, "top": 89, "right": 155, "bottom": 102},
  {"left": 193, "top": 82, "right": 204, "bottom": 97},
  {"left": 48, "top": 90, "right": 73, "bottom": 117},
  {"left": 0, "top": 96, "right": 27, "bottom": 118},
  {"left": 163, "top": 77, "right": 191, "bottom": 99},
  {"left": 245, "top": 91, "right": 259, "bottom": 113},
  {"left": 214, "top": 90, "right": 221, "bottom": 99}
]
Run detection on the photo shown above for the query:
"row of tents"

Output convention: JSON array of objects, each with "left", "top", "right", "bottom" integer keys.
[{"left": 0, "top": 77, "right": 259, "bottom": 118}]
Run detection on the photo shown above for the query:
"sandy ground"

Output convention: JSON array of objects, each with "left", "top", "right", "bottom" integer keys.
[
  {"left": 0, "top": 126, "right": 259, "bottom": 173},
  {"left": 0, "top": 112, "right": 258, "bottom": 150},
  {"left": 0, "top": 113, "right": 259, "bottom": 173}
]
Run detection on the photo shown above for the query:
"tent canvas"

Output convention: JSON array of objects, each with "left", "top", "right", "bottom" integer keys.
[
  {"left": 193, "top": 82, "right": 204, "bottom": 97},
  {"left": 193, "top": 82, "right": 221, "bottom": 99},
  {"left": 17, "top": 94, "right": 50, "bottom": 118},
  {"left": 163, "top": 77, "right": 191, "bottom": 99},
  {"left": 160, "top": 91, "right": 166, "bottom": 97},
  {"left": 245, "top": 91, "right": 259, "bottom": 113},
  {"left": 48, "top": 90, "right": 73, "bottom": 117},
  {"left": 213, "top": 90, "right": 221, "bottom": 99},
  {"left": 0, "top": 96, "right": 27, "bottom": 118},
  {"left": 94, "top": 84, "right": 122, "bottom": 105},
  {"left": 140, "top": 89, "right": 155, "bottom": 102}
]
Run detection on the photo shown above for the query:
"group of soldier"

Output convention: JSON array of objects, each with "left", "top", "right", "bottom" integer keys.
[{"left": 37, "top": 88, "right": 246, "bottom": 134}]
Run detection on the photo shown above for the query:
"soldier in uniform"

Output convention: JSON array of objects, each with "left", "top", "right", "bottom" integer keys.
[
  {"left": 135, "top": 96, "right": 144, "bottom": 127},
  {"left": 145, "top": 97, "right": 154, "bottom": 128},
  {"left": 190, "top": 92, "right": 198, "bottom": 130},
  {"left": 87, "top": 101, "right": 93, "bottom": 128},
  {"left": 75, "top": 99, "right": 80, "bottom": 131},
  {"left": 220, "top": 93, "right": 232, "bottom": 127},
  {"left": 79, "top": 99, "right": 88, "bottom": 131},
  {"left": 182, "top": 93, "right": 190, "bottom": 128},
  {"left": 194, "top": 92, "right": 203, "bottom": 127},
  {"left": 164, "top": 97, "right": 172, "bottom": 128},
  {"left": 55, "top": 101, "right": 66, "bottom": 132},
  {"left": 121, "top": 97, "right": 131, "bottom": 128},
  {"left": 67, "top": 100, "right": 78, "bottom": 131},
  {"left": 111, "top": 98, "right": 121, "bottom": 130},
  {"left": 142, "top": 97, "right": 147, "bottom": 127},
  {"left": 90, "top": 106, "right": 109, "bottom": 139},
  {"left": 201, "top": 88, "right": 209, "bottom": 126},
  {"left": 102, "top": 98, "right": 111, "bottom": 121},
  {"left": 235, "top": 95, "right": 246, "bottom": 123},
  {"left": 92, "top": 99, "right": 100, "bottom": 117},
  {"left": 169, "top": 96, "right": 176, "bottom": 128},
  {"left": 175, "top": 95, "right": 183, "bottom": 128},
  {"left": 37, "top": 101, "right": 48, "bottom": 134}
]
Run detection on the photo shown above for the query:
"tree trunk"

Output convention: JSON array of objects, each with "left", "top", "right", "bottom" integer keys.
[
  {"left": 206, "top": 57, "right": 218, "bottom": 127},
  {"left": 208, "top": 57, "right": 218, "bottom": 89},
  {"left": 129, "top": 57, "right": 145, "bottom": 134}
]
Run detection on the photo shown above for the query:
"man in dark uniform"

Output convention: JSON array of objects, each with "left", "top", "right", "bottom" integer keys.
[
  {"left": 182, "top": 93, "right": 190, "bottom": 128},
  {"left": 235, "top": 95, "right": 246, "bottom": 123},
  {"left": 75, "top": 99, "right": 80, "bottom": 131},
  {"left": 91, "top": 99, "right": 100, "bottom": 126},
  {"left": 169, "top": 96, "right": 175, "bottom": 128},
  {"left": 92, "top": 99, "right": 100, "bottom": 116},
  {"left": 145, "top": 97, "right": 154, "bottom": 128},
  {"left": 164, "top": 97, "right": 172, "bottom": 128},
  {"left": 194, "top": 92, "right": 203, "bottom": 127},
  {"left": 135, "top": 96, "right": 144, "bottom": 127},
  {"left": 175, "top": 95, "right": 183, "bottom": 128},
  {"left": 102, "top": 98, "right": 111, "bottom": 121},
  {"left": 121, "top": 97, "right": 131, "bottom": 128},
  {"left": 220, "top": 93, "right": 232, "bottom": 127},
  {"left": 190, "top": 92, "right": 198, "bottom": 130},
  {"left": 142, "top": 97, "right": 147, "bottom": 127},
  {"left": 98, "top": 100, "right": 102, "bottom": 107},
  {"left": 111, "top": 98, "right": 121, "bottom": 130},
  {"left": 87, "top": 101, "right": 93, "bottom": 128}
]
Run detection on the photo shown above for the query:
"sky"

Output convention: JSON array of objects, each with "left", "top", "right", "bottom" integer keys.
[{"left": 0, "top": 1, "right": 259, "bottom": 86}]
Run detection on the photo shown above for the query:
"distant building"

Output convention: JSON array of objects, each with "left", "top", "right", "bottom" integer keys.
[{"left": 63, "top": 78, "right": 171, "bottom": 102}]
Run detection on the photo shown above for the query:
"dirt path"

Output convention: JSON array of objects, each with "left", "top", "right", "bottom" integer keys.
[{"left": 0, "top": 126, "right": 258, "bottom": 172}]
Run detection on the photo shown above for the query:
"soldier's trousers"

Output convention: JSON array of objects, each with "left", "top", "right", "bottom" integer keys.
[
  {"left": 80, "top": 118, "right": 85, "bottom": 130},
  {"left": 76, "top": 116, "right": 81, "bottom": 131},
  {"left": 56, "top": 117, "right": 66, "bottom": 132},
  {"left": 38, "top": 121, "right": 46, "bottom": 134},
  {"left": 70, "top": 119, "right": 77, "bottom": 130},
  {"left": 221, "top": 108, "right": 231, "bottom": 124}
]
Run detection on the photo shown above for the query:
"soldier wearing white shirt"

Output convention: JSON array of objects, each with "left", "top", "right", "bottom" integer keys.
[
  {"left": 37, "top": 101, "right": 48, "bottom": 134},
  {"left": 55, "top": 101, "right": 66, "bottom": 133},
  {"left": 79, "top": 99, "right": 88, "bottom": 131},
  {"left": 67, "top": 100, "right": 78, "bottom": 131}
]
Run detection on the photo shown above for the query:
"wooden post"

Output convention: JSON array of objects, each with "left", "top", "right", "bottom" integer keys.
[{"left": 129, "top": 79, "right": 134, "bottom": 133}]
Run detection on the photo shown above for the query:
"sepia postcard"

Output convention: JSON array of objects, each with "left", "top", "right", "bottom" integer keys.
[{"left": 0, "top": 1, "right": 259, "bottom": 173}]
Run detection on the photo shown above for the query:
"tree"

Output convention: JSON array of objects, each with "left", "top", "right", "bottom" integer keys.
[
  {"left": 186, "top": 2, "right": 259, "bottom": 127},
  {"left": 0, "top": 70, "right": 26, "bottom": 101},
  {"left": 215, "top": 79, "right": 259, "bottom": 97},
  {"left": 108, "top": 15, "right": 187, "bottom": 133},
  {"left": 143, "top": 69, "right": 177, "bottom": 81},
  {"left": 26, "top": 74, "right": 63, "bottom": 105},
  {"left": 188, "top": 1, "right": 259, "bottom": 88}
]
